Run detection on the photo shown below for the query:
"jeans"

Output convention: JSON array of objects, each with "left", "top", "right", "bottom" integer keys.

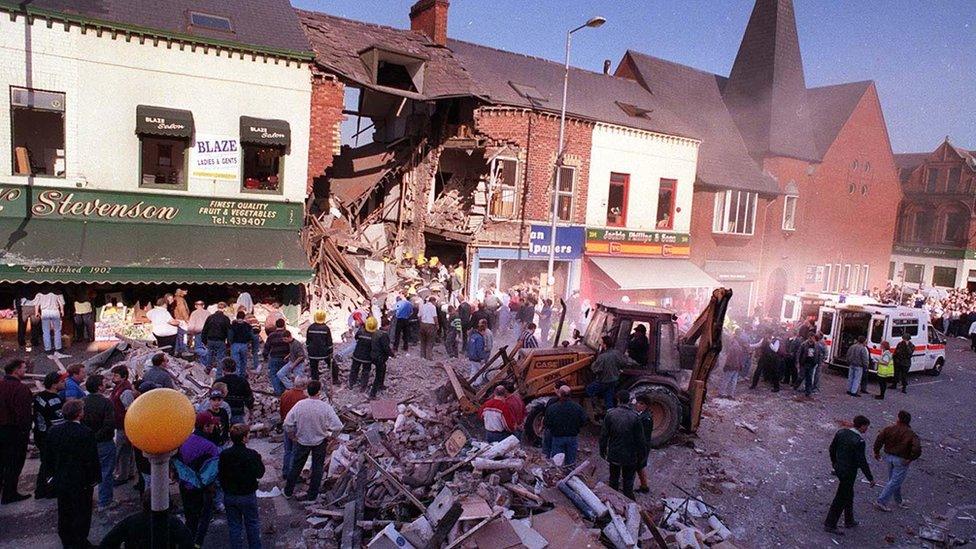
[
  {"left": 825, "top": 472, "right": 856, "bottom": 527},
  {"left": 847, "top": 366, "right": 864, "bottom": 394},
  {"left": 114, "top": 430, "right": 134, "bottom": 481},
  {"left": 267, "top": 357, "right": 287, "bottom": 395},
  {"left": 175, "top": 326, "right": 188, "bottom": 354},
  {"left": 193, "top": 333, "right": 208, "bottom": 362},
  {"left": 231, "top": 343, "right": 250, "bottom": 377},
  {"left": 586, "top": 381, "right": 617, "bottom": 409},
  {"left": 277, "top": 360, "right": 306, "bottom": 390},
  {"left": 180, "top": 485, "right": 214, "bottom": 546},
  {"left": 721, "top": 370, "right": 739, "bottom": 397},
  {"left": 207, "top": 340, "right": 227, "bottom": 370},
  {"left": 800, "top": 364, "right": 816, "bottom": 396},
  {"left": 96, "top": 440, "right": 117, "bottom": 507},
  {"left": 40, "top": 310, "right": 62, "bottom": 352},
  {"left": 250, "top": 333, "right": 262, "bottom": 372},
  {"left": 877, "top": 454, "right": 910, "bottom": 506},
  {"left": 285, "top": 440, "right": 326, "bottom": 500},
  {"left": 225, "top": 492, "right": 262, "bottom": 549},
  {"left": 549, "top": 436, "right": 579, "bottom": 465},
  {"left": 608, "top": 462, "right": 638, "bottom": 500},
  {"left": 282, "top": 436, "right": 296, "bottom": 479},
  {"left": 445, "top": 329, "right": 459, "bottom": 358},
  {"left": 813, "top": 363, "right": 822, "bottom": 391},
  {"left": 539, "top": 320, "right": 551, "bottom": 346}
]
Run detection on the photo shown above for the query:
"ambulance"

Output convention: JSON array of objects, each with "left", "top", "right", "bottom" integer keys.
[
  {"left": 780, "top": 292, "right": 879, "bottom": 324},
  {"left": 817, "top": 302, "right": 946, "bottom": 375}
]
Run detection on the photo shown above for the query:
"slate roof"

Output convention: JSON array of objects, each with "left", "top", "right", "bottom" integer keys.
[
  {"left": 296, "top": 9, "right": 476, "bottom": 100},
  {"left": 620, "top": 51, "right": 779, "bottom": 194},
  {"left": 806, "top": 81, "right": 872, "bottom": 158},
  {"left": 721, "top": 0, "right": 819, "bottom": 162},
  {"left": 10, "top": 0, "right": 311, "bottom": 55},
  {"left": 893, "top": 153, "right": 929, "bottom": 171},
  {"left": 446, "top": 39, "right": 699, "bottom": 140}
]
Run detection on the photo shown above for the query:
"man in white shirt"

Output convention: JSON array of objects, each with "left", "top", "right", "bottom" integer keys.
[
  {"left": 282, "top": 380, "right": 342, "bottom": 501},
  {"left": 418, "top": 296, "right": 439, "bottom": 361},
  {"left": 34, "top": 289, "right": 69, "bottom": 357},
  {"left": 146, "top": 297, "right": 180, "bottom": 354}
]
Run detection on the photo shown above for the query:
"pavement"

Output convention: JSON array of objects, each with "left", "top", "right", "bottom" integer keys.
[{"left": 1, "top": 333, "right": 974, "bottom": 548}]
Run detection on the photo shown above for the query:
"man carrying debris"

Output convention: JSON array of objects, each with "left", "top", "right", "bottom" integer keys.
[
  {"left": 824, "top": 415, "right": 875, "bottom": 535},
  {"left": 283, "top": 380, "right": 343, "bottom": 501},
  {"left": 479, "top": 384, "right": 519, "bottom": 443},
  {"left": 873, "top": 410, "right": 922, "bottom": 512},
  {"left": 306, "top": 310, "right": 334, "bottom": 384},
  {"left": 600, "top": 390, "right": 647, "bottom": 500},
  {"left": 543, "top": 384, "right": 587, "bottom": 465},
  {"left": 349, "top": 317, "right": 376, "bottom": 392}
]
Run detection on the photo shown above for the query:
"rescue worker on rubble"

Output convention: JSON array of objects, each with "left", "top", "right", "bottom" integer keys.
[
  {"left": 600, "top": 390, "right": 647, "bottom": 500},
  {"left": 586, "top": 335, "right": 634, "bottom": 410},
  {"left": 369, "top": 316, "right": 393, "bottom": 398},
  {"left": 306, "top": 310, "right": 335, "bottom": 385},
  {"left": 349, "top": 317, "right": 376, "bottom": 393}
]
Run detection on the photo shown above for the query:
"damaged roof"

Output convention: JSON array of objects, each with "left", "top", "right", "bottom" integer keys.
[
  {"left": 296, "top": 9, "right": 476, "bottom": 99},
  {"left": 620, "top": 51, "right": 779, "bottom": 195},
  {"left": 8, "top": 0, "right": 311, "bottom": 56},
  {"left": 448, "top": 39, "right": 698, "bottom": 141}
]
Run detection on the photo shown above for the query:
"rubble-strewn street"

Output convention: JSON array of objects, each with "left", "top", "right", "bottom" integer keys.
[{"left": 2, "top": 335, "right": 974, "bottom": 548}]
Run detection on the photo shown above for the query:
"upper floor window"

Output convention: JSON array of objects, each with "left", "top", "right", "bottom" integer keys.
[
  {"left": 947, "top": 167, "right": 962, "bottom": 193},
  {"left": 554, "top": 165, "right": 575, "bottom": 222},
  {"left": 656, "top": 179, "right": 676, "bottom": 229},
  {"left": 712, "top": 190, "right": 757, "bottom": 235},
  {"left": 926, "top": 168, "right": 940, "bottom": 192},
  {"left": 782, "top": 195, "right": 798, "bottom": 231},
  {"left": 911, "top": 210, "right": 934, "bottom": 242},
  {"left": 240, "top": 117, "right": 290, "bottom": 194},
  {"left": 942, "top": 208, "right": 968, "bottom": 243},
  {"left": 488, "top": 157, "right": 518, "bottom": 218},
  {"left": 10, "top": 87, "right": 65, "bottom": 178},
  {"left": 136, "top": 105, "right": 194, "bottom": 190},
  {"left": 606, "top": 173, "right": 629, "bottom": 227}
]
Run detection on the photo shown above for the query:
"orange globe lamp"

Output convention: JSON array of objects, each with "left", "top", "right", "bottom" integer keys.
[{"left": 125, "top": 388, "right": 195, "bottom": 454}]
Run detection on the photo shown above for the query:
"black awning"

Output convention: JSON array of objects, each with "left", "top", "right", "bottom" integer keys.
[
  {"left": 240, "top": 116, "right": 290, "bottom": 147},
  {"left": 136, "top": 105, "right": 194, "bottom": 138}
]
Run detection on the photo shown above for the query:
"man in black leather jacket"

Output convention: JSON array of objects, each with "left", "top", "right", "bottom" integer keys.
[{"left": 599, "top": 390, "right": 647, "bottom": 500}]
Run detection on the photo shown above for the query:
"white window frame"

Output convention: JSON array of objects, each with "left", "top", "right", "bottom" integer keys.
[
  {"left": 782, "top": 195, "right": 798, "bottom": 231},
  {"left": 822, "top": 264, "right": 833, "bottom": 292},
  {"left": 833, "top": 263, "right": 841, "bottom": 292},
  {"left": 842, "top": 264, "right": 852, "bottom": 292},
  {"left": 553, "top": 165, "right": 576, "bottom": 223},
  {"left": 712, "top": 190, "right": 758, "bottom": 235},
  {"left": 487, "top": 156, "right": 519, "bottom": 220},
  {"left": 861, "top": 264, "right": 869, "bottom": 293}
]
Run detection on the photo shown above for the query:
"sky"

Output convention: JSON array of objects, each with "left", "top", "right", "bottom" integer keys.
[{"left": 293, "top": 0, "right": 976, "bottom": 153}]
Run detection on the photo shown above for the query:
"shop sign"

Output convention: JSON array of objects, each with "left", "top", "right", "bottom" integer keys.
[
  {"left": 0, "top": 184, "right": 301, "bottom": 229},
  {"left": 190, "top": 134, "right": 241, "bottom": 181},
  {"left": 892, "top": 244, "right": 967, "bottom": 260},
  {"left": 528, "top": 225, "right": 585, "bottom": 260},
  {"left": 585, "top": 227, "right": 690, "bottom": 258}
]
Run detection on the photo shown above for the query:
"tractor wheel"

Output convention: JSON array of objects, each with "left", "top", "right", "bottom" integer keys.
[
  {"left": 523, "top": 405, "right": 546, "bottom": 447},
  {"left": 630, "top": 384, "right": 682, "bottom": 448}
]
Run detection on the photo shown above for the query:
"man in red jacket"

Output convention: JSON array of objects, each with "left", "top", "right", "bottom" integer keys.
[
  {"left": 0, "top": 359, "right": 32, "bottom": 503},
  {"left": 478, "top": 384, "right": 519, "bottom": 443}
]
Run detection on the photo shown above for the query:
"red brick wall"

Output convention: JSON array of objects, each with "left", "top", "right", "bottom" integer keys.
[
  {"left": 758, "top": 84, "right": 901, "bottom": 303},
  {"left": 307, "top": 73, "right": 345, "bottom": 194},
  {"left": 409, "top": 0, "right": 449, "bottom": 46}
]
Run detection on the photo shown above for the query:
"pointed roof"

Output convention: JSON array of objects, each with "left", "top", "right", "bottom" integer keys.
[
  {"left": 806, "top": 81, "right": 872, "bottom": 158},
  {"left": 721, "top": 0, "right": 819, "bottom": 162}
]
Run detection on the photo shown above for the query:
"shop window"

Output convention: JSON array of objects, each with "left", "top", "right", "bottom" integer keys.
[
  {"left": 488, "top": 157, "right": 519, "bottom": 218},
  {"left": 140, "top": 137, "right": 187, "bottom": 188},
  {"left": 947, "top": 167, "right": 962, "bottom": 193},
  {"left": 932, "top": 266, "right": 957, "bottom": 288},
  {"left": 242, "top": 145, "right": 284, "bottom": 193},
  {"left": 656, "top": 179, "right": 676, "bottom": 229},
  {"left": 712, "top": 190, "right": 757, "bottom": 235},
  {"left": 926, "top": 168, "right": 940, "bottom": 192},
  {"left": 606, "top": 172, "right": 629, "bottom": 227},
  {"left": 782, "top": 195, "right": 798, "bottom": 231},
  {"left": 554, "top": 166, "right": 575, "bottom": 222},
  {"left": 10, "top": 87, "right": 65, "bottom": 177},
  {"left": 903, "top": 263, "right": 924, "bottom": 284}
]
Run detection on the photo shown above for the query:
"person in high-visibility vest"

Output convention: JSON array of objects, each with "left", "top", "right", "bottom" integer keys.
[{"left": 875, "top": 341, "right": 894, "bottom": 400}]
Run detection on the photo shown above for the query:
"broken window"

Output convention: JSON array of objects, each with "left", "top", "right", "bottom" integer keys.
[
  {"left": 10, "top": 87, "right": 65, "bottom": 177},
  {"left": 656, "top": 179, "right": 676, "bottom": 229},
  {"left": 554, "top": 166, "right": 575, "bottom": 222},
  {"left": 782, "top": 195, "right": 798, "bottom": 231},
  {"left": 607, "top": 172, "right": 629, "bottom": 227},
  {"left": 361, "top": 47, "right": 426, "bottom": 94},
  {"left": 488, "top": 157, "right": 519, "bottom": 218},
  {"left": 712, "top": 190, "right": 757, "bottom": 235}
]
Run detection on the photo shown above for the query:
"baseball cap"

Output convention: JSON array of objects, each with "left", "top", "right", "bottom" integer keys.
[{"left": 209, "top": 390, "right": 224, "bottom": 399}]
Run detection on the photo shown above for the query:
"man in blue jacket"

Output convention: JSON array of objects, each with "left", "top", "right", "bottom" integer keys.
[{"left": 466, "top": 320, "right": 488, "bottom": 382}]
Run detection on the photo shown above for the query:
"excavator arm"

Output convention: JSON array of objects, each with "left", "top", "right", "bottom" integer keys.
[{"left": 681, "top": 287, "right": 732, "bottom": 433}]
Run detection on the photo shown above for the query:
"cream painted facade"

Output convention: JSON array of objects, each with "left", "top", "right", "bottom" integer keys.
[
  {"left": 585, "top": 123, "right": 700, "bottom": 233},
  {"left": 0, "top": 14, "right": 312, "bottom": 203}
]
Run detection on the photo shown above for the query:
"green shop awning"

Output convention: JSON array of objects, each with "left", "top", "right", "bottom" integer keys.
[{"left": 0, "top": 219, "right": 311, "bottom": 285}]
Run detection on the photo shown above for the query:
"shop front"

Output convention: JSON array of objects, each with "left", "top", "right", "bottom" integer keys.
[
  {"left": 0, "top": 183, "right": 311, "bottom": 344},
  {"left": 702, "top": 260, "right": 760, "bottom": 321},
  {"left": 582, "top": 227, "right": 717, "bottom": 315},
  {"left": 468, "top": 225, "right": 584, "bottom": 301}
]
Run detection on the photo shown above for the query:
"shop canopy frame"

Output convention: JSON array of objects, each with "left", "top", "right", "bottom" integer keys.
[{"left": 0, "top": 218, "right": 311, "bottom": 285}]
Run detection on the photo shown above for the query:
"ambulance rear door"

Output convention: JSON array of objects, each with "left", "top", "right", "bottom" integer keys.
[{"left": 818, "top": 306, "right": 838, "bottom": 362}]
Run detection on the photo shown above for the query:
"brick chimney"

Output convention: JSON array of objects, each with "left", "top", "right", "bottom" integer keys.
[{"left": 409, "top": 0, "right": 449, "bottom": 46}]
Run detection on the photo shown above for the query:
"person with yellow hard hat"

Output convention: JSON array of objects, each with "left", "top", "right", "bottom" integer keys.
[
  {"left": 349, "top": 317, "right": 376, "bottom": 392},
  {"left": 368, "top": 316, "right": 394, "bottom": 398},
  {"left": 306, "top": 310, "right": 336, "bottom": 385}
]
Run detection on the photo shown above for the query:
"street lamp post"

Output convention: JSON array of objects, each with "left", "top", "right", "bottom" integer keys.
[{"left": 546, "top": 16, "right": 606, "bottom": 296}]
